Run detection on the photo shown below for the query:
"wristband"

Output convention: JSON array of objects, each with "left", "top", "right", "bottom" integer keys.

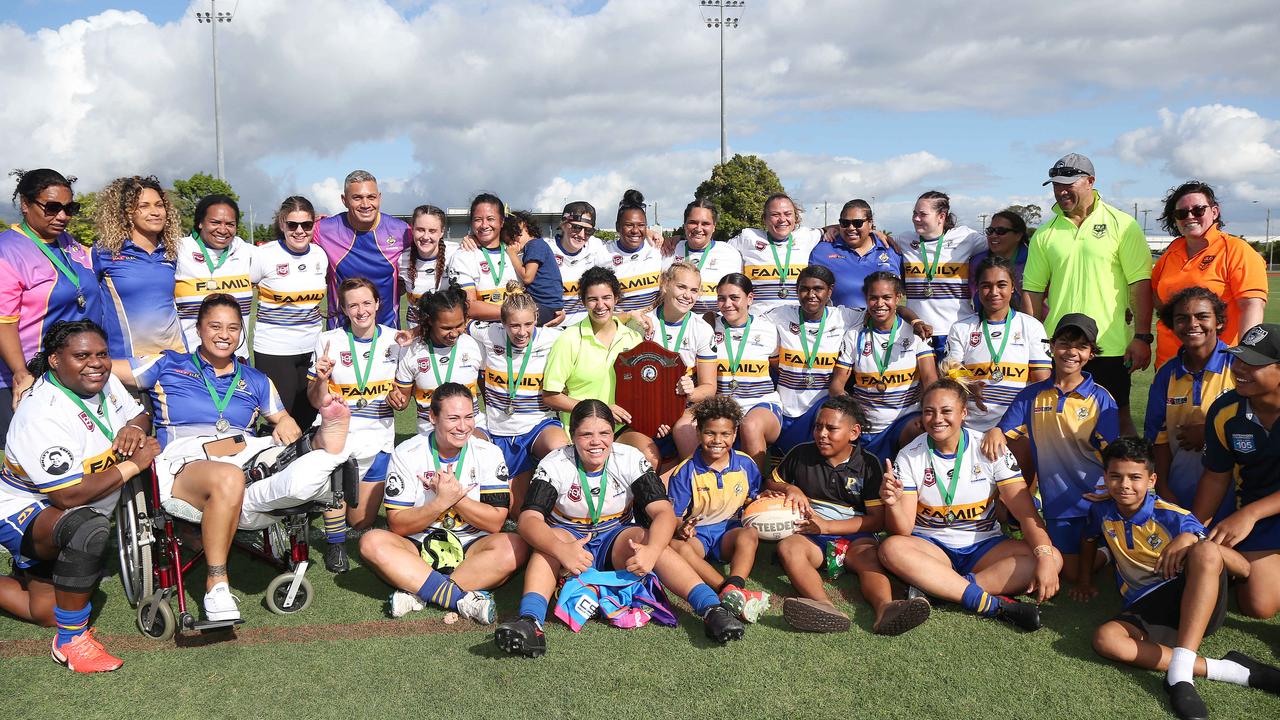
[
  {"left": 910, "top": 319, "right": 925, "bottom": 325},
  {"left": 1033, "top": 544, "right": 1054, "bottom": 557},
  {"left": 116, "top": 460, "right": 139, "bottom": 481}
]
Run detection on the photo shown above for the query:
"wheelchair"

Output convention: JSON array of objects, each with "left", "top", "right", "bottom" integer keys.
[{"left": 114, "top": 434, "right": 359, "bottom": 641}]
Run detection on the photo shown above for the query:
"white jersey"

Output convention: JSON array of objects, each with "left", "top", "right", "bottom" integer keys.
[
  {"left": 767, "top": 305, "right": 864, "bottom": 418},
  {"left": 446, "top": 244, "right": 522, "bottom": 314},
  {"left": 531, "top": 443, "right": 652, "bottom": 534},
  {"left": 667, "top": 240, "right": 743, "bottom": 314},
  {"left": 835, "top": 319, "right": 932, "bottom": 434},
  {"left": 900, "top": 226, "right": 986, "bottom": 333},
  {"left": 894, "top": 427, "right": 1023, "bottom": 549},
  {"left": 400, "top": 240, "right": 460, "bottom": 328},
  {"left": 477, "top": 323, "right": 562, "bottom": 437},
  {"left": 308, "top": 326, "right": 399, "bottom": 454},
  {"left": 174, "top": 234, "right": 252, "bottom": 352},
  {"left": 712, "top": 314, "right": 780, "bottom": 413},
  {"left": 0, "top": 375, "right": 143, "bottom": 518},
  {"left": 545, "top": 236, "right": 610, "bottom": 325},
  {"left": 394, "top": 334, "right": 484, "bottom": 435},
  {"left": 382, "top": 433, "right": 510, "bottom": 545},
  {"left": 250, "top": 240, "right": 328, "bottom": 356},
  {"left": 730, "top": 227, "right": 822, "bottom": 312},
  {"left": 944, "top": 311, "right": 1051, "bottom": 432},
  {"left": 604, "top": 240, "right": 663, "bottom": 312},
  {"left": 642, "top": 307, "right": 717, "bottom": 373}
]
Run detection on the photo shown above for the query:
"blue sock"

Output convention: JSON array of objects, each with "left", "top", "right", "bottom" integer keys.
[
  {"left": 518, "top": 592, "right": 549, "bottom": 623},
  {"left": 960, "top": 573, "right": 1003, "bottom": 617},
  {"left": 323, "top": 514, "right": 347, "bottom": 544},
  {"left": 688, "top": 583, "right": 721, "bottom": 616},
  {"left": 416, "top": 571, "right": 463, "bottom": 611},
  {"left": 54, "top": 604, "right": 91, "bottom": 648}
]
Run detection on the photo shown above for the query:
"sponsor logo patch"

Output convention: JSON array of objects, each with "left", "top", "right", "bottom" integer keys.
[{"left": 1231, "top": 433, "right": 1257, "bottom": 454}]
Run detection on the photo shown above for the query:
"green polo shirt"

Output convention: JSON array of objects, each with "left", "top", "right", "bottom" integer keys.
[
  {"left": 1023, "top": 192, "right": 1152, "bottom": 356},
  {"left": 542, "top": 317, "right": 643, "bottom": 426}
]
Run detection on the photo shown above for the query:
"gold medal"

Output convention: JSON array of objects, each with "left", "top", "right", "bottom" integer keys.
[
  {"left": 924, "top": 284, "right": 934, "bottom": 297},
  {"left": 356, "top": 398, "right": 368, "bottom": 409},
  {"left": 990, "top": 368, "right": 1004, "bottom": 383},
  {"left": 729, "top": 379, "right": 739, "bottom": 392}
]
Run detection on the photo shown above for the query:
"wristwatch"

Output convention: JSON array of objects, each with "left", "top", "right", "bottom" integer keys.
[{"left": 1134, "top": 333, "right": 1154, "bottom": 344}]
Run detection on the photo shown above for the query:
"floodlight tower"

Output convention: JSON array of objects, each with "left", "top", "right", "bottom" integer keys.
[
  {"left": 195, "top": 1, "right": 235, "bottom": 181},
  {"left": 699, "top": 1, "right": 745, "bottom": 166}
]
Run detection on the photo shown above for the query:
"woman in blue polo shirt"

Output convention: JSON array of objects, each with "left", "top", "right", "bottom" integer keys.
[{"left": 807, "top": 199, "right": 901, "bottom": 311}]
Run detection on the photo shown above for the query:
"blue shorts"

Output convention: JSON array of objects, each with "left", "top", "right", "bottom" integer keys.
[
  {"left": 362, "top": 451, "right": 391, "bottom": 483},
  {"left": 861, "top": 412, "right": 921, "bottom": 462},
  {"left": 1233, "top": 512, "right": 1280, "bottom": 553},
  {"left": 804, "top": 531, "right": 875, "bottom": 553},
  {"left": 775, "top": 402, "right": 823, "bottom": 455},
  {"left": 0, "top": 501, "right": 47, "bottom": 570},
  {"left": 694, "top": 520, "right": 742, "bottom": 563},
  {"left": 1046, "top": 516, "right": 1087, "bottom": 555},
  {"left": 565, "top": 522, "right": 632, "bottom": 570},
  {"left": 492, "top": 418, "right": 564, "bottom": 476},
  {"left": 919, "top": 534, "right": 1006, "bottom": 576},
  {"left": 733, "top": 403, "right": 784, "bottom": 451},
  {"left": 928, "top": 334, "right": 947, "bottom": 361},
  {"left": 655, "top": 433, "right": 678, "bottom": 461}
]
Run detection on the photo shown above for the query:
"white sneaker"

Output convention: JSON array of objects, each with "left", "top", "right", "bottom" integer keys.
[
  {"left": 388, "top": 590, "right": 425, "bottom": 619},
  {"left": 457, "top": 590, "right": 495, "bottom": 625},
  {"left": 203, "top": 582, "right": 241, "bottom": 622}
]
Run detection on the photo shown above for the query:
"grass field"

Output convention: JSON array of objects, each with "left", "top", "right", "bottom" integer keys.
[{"left": 3, "top": 283, "right": 1280, "bottom": 720}]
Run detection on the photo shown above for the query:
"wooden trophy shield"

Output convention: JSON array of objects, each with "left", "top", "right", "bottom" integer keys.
[{"left": 614, "top": 340, "right": 687, "bottom": 437}]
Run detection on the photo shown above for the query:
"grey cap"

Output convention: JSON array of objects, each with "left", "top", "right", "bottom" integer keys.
[{"left": 1043, "top": 153, "right": 1096, "bottom": 186}]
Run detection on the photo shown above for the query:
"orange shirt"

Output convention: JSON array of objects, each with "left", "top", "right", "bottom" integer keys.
[{"left": 1152, "top": 226, "right": 1267, "bottom": 367}]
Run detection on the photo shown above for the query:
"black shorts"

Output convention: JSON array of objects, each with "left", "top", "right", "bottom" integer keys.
[
  {"left": 1112, "top": 570, "right": 1228, "bottom": 647},
  {"left": 1085, "top": 355, "right": 1131, "bottom": 407}
]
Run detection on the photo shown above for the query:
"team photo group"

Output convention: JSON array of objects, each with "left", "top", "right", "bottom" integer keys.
[{"left": 3, "top": 152, "right": 1280, "bottom": 720}]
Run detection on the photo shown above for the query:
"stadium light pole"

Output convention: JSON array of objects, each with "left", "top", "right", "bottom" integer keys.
[
  {"left": 195, "top": 1, "right": 235, "bottom": 181},
  {"left": 699, "top": 1, "right": 745, "bottom": 166}
]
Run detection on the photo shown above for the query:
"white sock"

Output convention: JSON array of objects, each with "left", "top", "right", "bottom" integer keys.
[
  {"left": 1167, "top": 646, "right": 1197, "bottom": 686},
  {"left": 1205, "top": 657, "right": 1251, "bottom": 687}
]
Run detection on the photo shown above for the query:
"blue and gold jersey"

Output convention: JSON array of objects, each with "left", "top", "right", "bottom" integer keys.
[
  {"left": 133, "top": 350, "right": 283, "bottom": 447},
  {"left": 999, "top": 373, "right": 1118, "bottom": 519},
  {"left": 668, "top": 449, "right": 760, "bottom": 526},
  {"left": 1086, "top": 493, "right": 1205, "bottom": 607},
  {"left": 1204, "top": 390, "right": 1280, "bottom": 509}
]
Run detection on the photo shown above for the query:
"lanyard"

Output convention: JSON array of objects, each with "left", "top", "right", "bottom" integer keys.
[
  {"left": 430, "top": 433, "right": 469, "bottom": 483},
  {"left": 983, "top": 311, "right": 1014, "bottom": 368},
  {"left": 867, "top": 317, "right": 900, "bottom": 377},
  {"left": 430, "top": 343, "right": 458, "bottom": 387},
  {"left": 577, "top": 456, "right": 610, "bottom": 526},
  {"left": 190, "top": 352, "right": 241, "bottom": 420},
  {"left": 919, "top": 234, "right": 945, "bottom": 282},
  {"left": 926, "top": 431, "right": 967, "bottom": 510},
  {"left": 46, "top": 372, "right": 114, "bottom": 440},
  {"left": 684, "top": 241, "right": 712, "bottom": 273},
  {"left": 658, "top": 311, "right": 691, "bottom": 354},
  {"left": 768, "top": 234, "right": 793, "bottom": 287},
  {"left": 346, "top": 326, "right": 381, "bottom": 393},
  {"left": 722, "top": 317, "right": 754, "bottom": 379},
  {"left": 798, "top": 308, "right": 829, "bottom": 369},
  {"left": 481, "top": 245, "right": 507, "bottom": 287},
  {"left": 17, "top": 223, "right": 82, "bottom": 294},
  {"left": 505, "top": 334, "right": 535, "bottom": 398},
  {"left": 193, "top": 233, "right": 231, "bottom": 274}
]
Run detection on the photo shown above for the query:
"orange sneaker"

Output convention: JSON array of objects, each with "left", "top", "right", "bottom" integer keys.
[{"left": 51, "top": 628, "right": 123, "bottom": 673}]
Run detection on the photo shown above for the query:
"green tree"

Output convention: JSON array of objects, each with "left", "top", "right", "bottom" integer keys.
[
  {"left": 171, "top": 173, "right": 238, "bottom": 234},
  {"left": 249, "top": 223, "right": 278, "bottom": 245},
  {"left": 65, "top": 191, "right": 98, "bottom": 247},
  {"left": 694, "top": 154, "right": 786, "bottom": 241},
  {"left": 1004, "top": 204, "right": 1043, "bottom": 226}
]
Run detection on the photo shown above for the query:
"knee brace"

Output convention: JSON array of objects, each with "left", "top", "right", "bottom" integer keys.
[
  {"left": 330, "top": 457, "right": 360, "bottom": 509},
  {"left": 51, "top": 506, "right": 111, "bottom": 594}
]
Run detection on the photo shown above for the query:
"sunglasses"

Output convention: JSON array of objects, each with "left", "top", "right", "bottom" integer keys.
[
  {"left": 1049, "top": 167, "right": 1091, "bottom": 178},
  {"left": 986, "top": 226, "right": 1018, "bottom": 237},
  {"left": 838, "top": 218, "right": 869, "bottom": 229},
  {"left": 564, "top": 223, "right": 596, "bottom": 237},
  {"left": 33, "top": 199, "right": 81, "bottom": 217},
  {"left": 1174, "top": 205, "right": 1212, "bottom": 221},
  {"left": 284, "top": 220, "right": 315, "bottom": 232}
]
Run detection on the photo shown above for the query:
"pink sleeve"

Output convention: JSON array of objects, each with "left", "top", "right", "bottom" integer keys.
[{"left": 0, "top": 257, "right": 26, "bottom": 323}]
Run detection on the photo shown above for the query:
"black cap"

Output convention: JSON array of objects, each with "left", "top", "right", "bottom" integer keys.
[
  {"left": 1223, "top": 324, "right": 1280, "bottom": 366},
  {"left": 1053, "top": 313, "right": 1099, "bottom": 344}
]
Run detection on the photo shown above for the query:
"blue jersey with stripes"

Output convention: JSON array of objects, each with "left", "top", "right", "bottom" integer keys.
[
  {"left": 133, "top": 350, "right": 283, "bottom": 447},
  {"left": 94, "top": 240, "right": 186, "bottom": 358}
]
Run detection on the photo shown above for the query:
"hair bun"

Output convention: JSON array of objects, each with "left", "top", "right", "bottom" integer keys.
[{"left": 621, "top": 189, "right": 645, "bottom": 208}]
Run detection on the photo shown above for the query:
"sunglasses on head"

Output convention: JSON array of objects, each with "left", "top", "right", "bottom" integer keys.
[
  {"left": 1049, "top": 167, "right": 1091, "bottom": 178},
  {"left": 284, "top": 220, "right": 315, "bottom": 232},
  {"left": 33, "top": 199, "right": 81, "bottom": 217},
  {"left": 1174, "top": 204, "right": 1212, "bottom": 221},
  {"left": 838, "top": 218, "right": 869, "bottom": 229},
  {"left": 986, "top": 226, "right": 1017, "bottom": 237}
]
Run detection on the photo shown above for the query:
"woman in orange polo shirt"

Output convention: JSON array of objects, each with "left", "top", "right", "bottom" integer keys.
[{"left": 1151, "top": 181, "right": 1267, "bottom": 368}]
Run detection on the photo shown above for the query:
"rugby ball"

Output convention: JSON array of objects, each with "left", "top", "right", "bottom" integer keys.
[{"left": 741, "top": 496, "right": 804, "bottom": 541}]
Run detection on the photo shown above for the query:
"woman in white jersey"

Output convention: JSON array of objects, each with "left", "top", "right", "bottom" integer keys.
[
  {"left": 401, "top": 204, "right": 450, "bottom": 329},
  {"left": 606, "top": 189, "right": 664, "bottom": 313},
  {"left": 174, "top": 194, "right": 252, "bottom": 352},
  {"left": 943, "top": 254, "right": 1051, "bottom": 433},
  {"left": 388, "top": 282, "right": 484, "bottom": 437},
  {"left": 476, "top": 286, "right": 568, "bottom": 510},
  {"left": 713, "top": 273, "right": 782, "bottom": 477},
  {"left": 900, "top": 190, "right": 986, "bottom": 357},
  {"left": 729, "top": 193, "right": 822, "bottom": 314},
  {"left": 828, "top": 272, "right": 936, "bottom": 462},
  {"left": 447, "top": 193, "right": 522, "bottom": 323},
  {"left": 878, "top": 378, "right": 1060, "bottom": 631},
  {"left": 309, "top": 278, "right": 400, "bottom": 571},
  {"left": 252, "top": 196, "right": 328, "bottom": 430},
  {"left": 546, "top": 200, "right": 611, "bottom": 325},
  {"left": 666, "top": 199, "right": 742, "bottom": 315}
]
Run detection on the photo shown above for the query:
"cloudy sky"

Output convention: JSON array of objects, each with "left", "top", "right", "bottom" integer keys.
[{"left": 4, "top": 0, "right": 1279, "bottom": 239}]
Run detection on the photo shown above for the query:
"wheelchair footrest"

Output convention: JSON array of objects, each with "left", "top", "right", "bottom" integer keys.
[{"left": 191, "top": 618, "right": 244, "bottom": 633}]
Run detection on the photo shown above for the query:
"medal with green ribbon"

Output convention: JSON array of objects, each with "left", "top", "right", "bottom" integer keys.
[
  {"left": 927, "top": 430, "right": 968, "bottom": 524},
  {"left": 16, "top": 223, "right": 85, "bottom": 310},
  {"left": 576, "top": 456, "right": 610, "bottom": 527},
  {"left": 46, "top": 372, "right": 114, "bottom": 440},
  {"left": 429, "top": 432, "right": 469, "bottom": 488},
  {"left": 658, "top": 310, "right": 691, "bottom": 355},
  {"left": 769, "top": 234, "right": 794, "bottom": 298},
  {"left": 193, "top": 232, "right": 231, "bottom": 275},
  {"left": 722, "top": 317, "right": 753, "bottom": 393},
  {"left": 798, "top": 308, "right": 830, "bottom": 387},
  {"left": 430, "top": 343, "right": 458, "bottom": 388},
  {"left": 191, "top": 351, "right": 242, "bottom": 433},
  {"left": 684, "top": 240, "right": 712, "bottom": 273},
  {"left": 919, "top": 235, "right": 944, "bottom": 297},
  {"left": 865, "top": 316, "right": 900, "bottom": 393},
  {"left": 346, "top": 326, "right": 381, "bottom": 409},
  {"left": 505, "top": 335, "right": 534, "bottom": 399},
  {"left": 481, "top": 245, "right": 507, "bottom": 287},
  {"left": 983, "top": 311, "right": 1013, "bottom": 383}
]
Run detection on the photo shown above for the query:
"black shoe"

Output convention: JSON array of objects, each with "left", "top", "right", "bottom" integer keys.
[
  {"left": 1164, "top": 681, "right": 1209, "bottom": 720},
  {"left": 495, "top": 617, "right": 546, "bottom": 658},
  {"left": 1224, "top": 651, "right": 1280, "bottom": 695},
  {"left": 703, "top": 605, "right": 745, "bottom": 643},
  {"left": 323, "top": 542, "right": 349, "bottom": 573},
  {"left": 994, "top": 599, "right": 1041, "bottom": 632},
  {"left": 783, "top": 597, "right": 851, "bottom": 633}
]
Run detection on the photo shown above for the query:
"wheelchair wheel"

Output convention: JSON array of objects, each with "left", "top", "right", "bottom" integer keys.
[
  {"left": 265, "top": 573, "right": 313, "bottom": 615},
  {"left": 137, "top": 598, "right": 176, "bottom": 641},
  {"left": 115, "top": 477, "right": 153, "bottom": 607}
]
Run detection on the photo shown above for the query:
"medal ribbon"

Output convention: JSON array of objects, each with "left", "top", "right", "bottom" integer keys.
[
  {"left": 659, "top": 311, "right": 691, "bottom": 354},
  {"left": 190, "top": 351, "right": 242, "bottom": 423},
  {"left": 430, "top": 342, "right": 458, "bottom": 388},
  {"left": 481, "top": 245, "right": 507, "bottom": 287},
  {"left": 983, "top": 311, "right": 1013, "bottom": 376},
  {"left": 192, "top": 232, "right": 231, "bottom": 275},
  {"left": 919, "top": 234, "right": 945, "bottom": 282},
  {"left": 926, "top": 431, "right": 968, "bottom": 511},
  {"left": 867, "top": 316, "right": 900, "bottom": 380},
  {"left": 768, "top": 234, "right": 794, "bottom": 293},
  {"left": 576, "top": 455, "right": 610, "bottom": 526},
  {"left": 722, "top": 317, "right": 754, "bottom": 383},
  {"left": 17, "top": 222, "right": 82, "bottom": 294},
  {"left": 798, "top": 308, "right": 829, "bottom": 369},
  {"left": 683, "top": 241, "right": 712, "bottom": 272},
  {"left": 505, "top": 334, "right": 535, "bottom": 399},
  {"left": 46, "top": 372, "right": 114, "bottom": 440},
  {"left": 346, "top": 326, "right": 381, "bottom": 396},
  {"left": 429, "top": 433, "right": 469, "bottom": 485}
]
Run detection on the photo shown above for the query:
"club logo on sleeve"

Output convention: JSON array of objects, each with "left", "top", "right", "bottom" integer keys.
[
  {"left": 384, "top": 473, "right": 404, "bottom": 497},
  {"left": 40, "top": 447, "right": 73, "bottom": 476},
  {"left": 1231, "top": 434, "right": 1257, "bottom": 453}
]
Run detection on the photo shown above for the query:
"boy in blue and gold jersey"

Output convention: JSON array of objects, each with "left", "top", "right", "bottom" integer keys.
[
  {"left": 666, "top": 397, "right": 768, "bottom": 623},
  {"left": 1072, "top": 438, "right": 1276, "bottom": 720}
]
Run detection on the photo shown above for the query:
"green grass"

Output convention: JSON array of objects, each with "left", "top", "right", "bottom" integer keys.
[{"left": 3, "top": 281, "right": 1280, "bottom": 719}]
